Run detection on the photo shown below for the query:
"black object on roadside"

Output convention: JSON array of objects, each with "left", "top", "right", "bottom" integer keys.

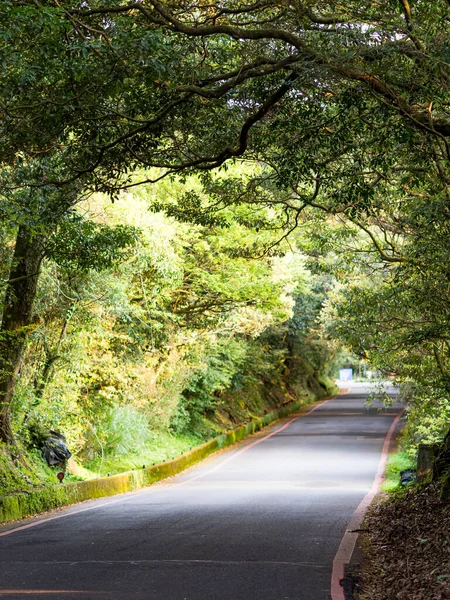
[
  {"left": 43, "top": 431, "right": 72, "bottom": 467},
  {"left": 400, "top": 468, "right": 416, "bottom": 485}
]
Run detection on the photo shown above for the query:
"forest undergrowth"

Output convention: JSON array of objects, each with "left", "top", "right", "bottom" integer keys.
[{"left": 0, "top": 187, "right": 340, "bottom": 495}]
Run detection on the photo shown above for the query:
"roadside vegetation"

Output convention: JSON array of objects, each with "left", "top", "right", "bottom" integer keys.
[
  {"left": 0, "top": 2, "right": 449, "bottom": 597},
  {"left": 380, "top": 452, "right": 416, "bottom": 494},
  {"left": 0, "top": 183, "right": 339, "bottom": 491}
]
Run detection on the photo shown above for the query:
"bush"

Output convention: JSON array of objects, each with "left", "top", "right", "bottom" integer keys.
[{"left": 83, "top": 404, "right": 153, "bottom": 458}]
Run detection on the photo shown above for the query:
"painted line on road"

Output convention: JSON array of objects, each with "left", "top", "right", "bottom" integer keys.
[
  {"left": 166, "top": 396, "right": 333, "bottom": 487},
  {"left": 330, "top": 409, "right": 404, "bottom": 600},
  {"left": 0, "top": 591, "right": 106, "bottom": 595},
  {"left": 4, "top": 559, "right": 327, "bottom": 568},
  {"left": 157, "top": 479, "right": 369, "bottom": 487},
  {"left": 0, "top": 396, "right": 333, "bottom": 538},
  {"left": 0, "top": 493, "right": 142, "bottom": 538}
]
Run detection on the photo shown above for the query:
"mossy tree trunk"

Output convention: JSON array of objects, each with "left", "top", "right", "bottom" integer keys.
[{"left": 0, "top": 225, "right": 46, "bottom": 445}]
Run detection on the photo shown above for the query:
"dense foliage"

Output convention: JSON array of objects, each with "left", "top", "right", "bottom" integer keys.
[
  {"left": 2, "top": 183, "right": 336, "bottom": 475},
  {"left": 0, "top": 1, "right": 449, "bottom": 467}
]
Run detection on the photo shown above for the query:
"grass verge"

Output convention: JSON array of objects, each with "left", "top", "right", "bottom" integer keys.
[
  {"left": 82, "top": 431, "right": 202, "bottom": 477},
  {"left": 0, "top": 397, "right": 317, "bottom": 524},
  {"left": 380, "top": 450, "right": 415, "bottom": 493}
]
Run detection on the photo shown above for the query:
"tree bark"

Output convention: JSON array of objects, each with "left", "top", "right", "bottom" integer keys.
[
  {"left": 33, "top": 321, "right": 67, "bottom": 400},
  {"left": 0, "top": 225, "right": 46, "bottom": 445},
  {"left": 34, "top": 350, "right": 57, "bottom": 400}
]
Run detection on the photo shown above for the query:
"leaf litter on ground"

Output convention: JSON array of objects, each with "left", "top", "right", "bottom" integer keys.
[{"left": 359, "top": 483, "right": 450, "bottom": 600}]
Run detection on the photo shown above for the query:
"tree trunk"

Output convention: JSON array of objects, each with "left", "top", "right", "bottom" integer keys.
[
  {"left": 35, "top": 352, "right": 57, "bottom": 400},
  {"left": 0, "top": 225, "right": 46, "bottom": 444}
]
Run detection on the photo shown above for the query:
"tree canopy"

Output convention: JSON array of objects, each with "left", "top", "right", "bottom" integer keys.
[
  {"left": 1, "top": 1, "right": 449, "bottom": 187},
  {"left": 0, "top": 0, "right": 449, "bottom": 449}
]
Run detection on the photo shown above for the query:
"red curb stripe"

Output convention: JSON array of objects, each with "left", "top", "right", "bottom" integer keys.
[{"left": 330, "top": 409, "right": 404, "bottom": 600}]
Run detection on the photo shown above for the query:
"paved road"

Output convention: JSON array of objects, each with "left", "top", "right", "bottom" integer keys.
[{"left": 0, "top": 383, "right": 402, "bottom": 600}]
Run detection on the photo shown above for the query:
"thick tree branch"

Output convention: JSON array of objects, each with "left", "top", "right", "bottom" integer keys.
[
  {"left": 72, "top": 2, "right": 450, "bottom": 138},
  {"left": 175, "top": 55, "right": 300, "bottom": 98},
  {"left": 304, "top": 8, "right": 349, "bottom": 25},
  {"left": 352, "top": 221, "right": 404, "bottom": 264}
]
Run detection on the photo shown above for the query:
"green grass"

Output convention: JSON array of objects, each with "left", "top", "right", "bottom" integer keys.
[
  {"left": 0, "top": 444, "right": 63, "bottom": 494},
  {"left": 83, "top": 431, "right": 204, "bottom": 477},
  {"left": 381, "top": 451, "right": 415, "bottom": 492}
]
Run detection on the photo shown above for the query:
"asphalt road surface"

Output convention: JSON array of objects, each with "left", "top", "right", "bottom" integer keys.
[{"left": 0, "top": 383, "right": 402, "bottom": 600}]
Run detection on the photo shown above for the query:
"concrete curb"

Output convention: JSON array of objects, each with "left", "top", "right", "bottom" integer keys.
[{"left": 0, "top": 398, "right": 313, "bottom": 524}]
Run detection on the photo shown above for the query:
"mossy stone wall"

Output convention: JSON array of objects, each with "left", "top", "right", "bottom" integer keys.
[{"left": 0, "top": 398, "right": 309, "bottom": 524}]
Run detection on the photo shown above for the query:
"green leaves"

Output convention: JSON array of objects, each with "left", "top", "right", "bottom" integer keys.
[
  {"left": 45, "top": 215, "right": 140, "bottom": 273},
  {"left": 1, "top": 0, "right": 449, "bottom": 456}
]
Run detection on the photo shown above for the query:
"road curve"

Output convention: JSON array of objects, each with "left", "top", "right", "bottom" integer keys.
[{"left": 0, "top": 383, "right": 402, "bottom": 600}]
